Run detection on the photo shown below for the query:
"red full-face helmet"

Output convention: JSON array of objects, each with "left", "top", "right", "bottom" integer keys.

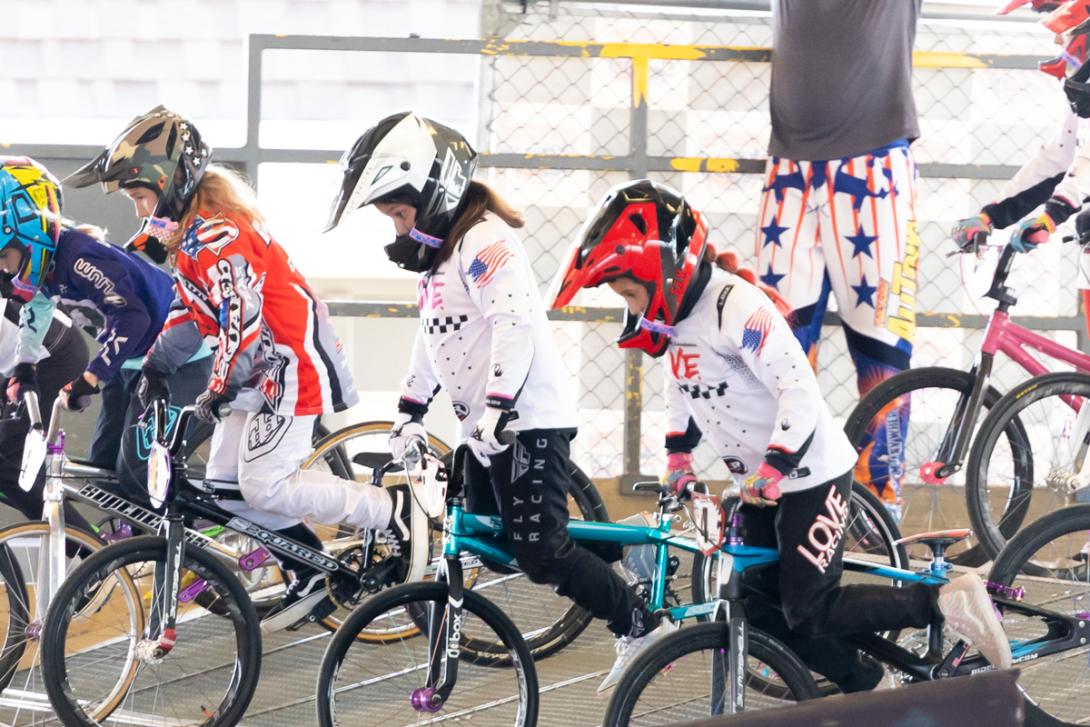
[
  {"left": 998, "top": 1, "right": 1090, "bottom": 77},
  {"left": 547, "top": 179, "right": 707, "bottom": 357}
]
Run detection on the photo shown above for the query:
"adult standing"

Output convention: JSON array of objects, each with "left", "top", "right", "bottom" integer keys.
[{"left": 754, "top": 0, "right": 922, "bottom": 518}]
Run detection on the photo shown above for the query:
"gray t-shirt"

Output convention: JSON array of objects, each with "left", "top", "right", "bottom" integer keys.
[{"left": 769, "top": 0, "right": 921, "bottom": 161}]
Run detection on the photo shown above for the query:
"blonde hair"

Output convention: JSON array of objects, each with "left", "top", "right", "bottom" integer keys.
[{"left": 166, "top": 164, "right": 265, "bottom": 256}]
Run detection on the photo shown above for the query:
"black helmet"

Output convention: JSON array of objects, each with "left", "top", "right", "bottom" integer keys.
[
  {"left": 326, "top": 112, "right": 477, "bottom": 272},
  {"left": 66, "top": 105, "right": 211, "bottom": 222}
]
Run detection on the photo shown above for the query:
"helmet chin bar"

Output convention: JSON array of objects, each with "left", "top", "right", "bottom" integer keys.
[
  {"left": 384, "top": 234, "right": 440, "bottom": 273},
  {"left": 615, "top": 309, "right": 672, "bottom": 357},
  {"left": 123, "top": 216, "right": 176, "bottom": 264}
]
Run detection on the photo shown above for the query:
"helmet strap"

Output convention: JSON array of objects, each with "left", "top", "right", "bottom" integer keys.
[
  {"left": 408, "top": 227, "right": 444, "bottom": 248},
  {"left": 637, "top": 317, "right": 677, "bottom": 338}
]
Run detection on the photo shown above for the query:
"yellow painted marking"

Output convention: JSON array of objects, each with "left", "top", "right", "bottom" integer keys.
[
  {"left": 670, "top": 158, "right": 741, "bottom": 173},
  {"left": 633, "top": 57, "right": 649, "bottom": 106},
  {"left": 912, "top": 51, "right": 987, "bottom": 69}
]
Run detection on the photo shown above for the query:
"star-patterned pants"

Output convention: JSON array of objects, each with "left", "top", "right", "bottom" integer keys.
[{"left": 754, "top": 142, "right": 919, "bottom": 509}]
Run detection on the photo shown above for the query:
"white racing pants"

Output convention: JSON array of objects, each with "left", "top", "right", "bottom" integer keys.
[{"left": 206, "top": 410, "right": 393, "bottom": 531}]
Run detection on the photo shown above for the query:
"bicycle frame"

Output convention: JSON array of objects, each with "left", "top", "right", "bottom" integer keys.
[{"left": 926, "top": 245, "right": 1090, "bottom": 481}]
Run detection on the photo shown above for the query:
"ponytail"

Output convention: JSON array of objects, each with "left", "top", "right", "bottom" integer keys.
[{"left": 705, "top": 246, "right": 794, "bottom": 322}]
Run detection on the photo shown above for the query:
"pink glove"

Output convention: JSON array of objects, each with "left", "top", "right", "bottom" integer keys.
[
  {"left": 663, "top": 452, "right": 697, "bottom": 494},
  {"left": 741, "top": 462, "right": 785, "bottom": 507}
]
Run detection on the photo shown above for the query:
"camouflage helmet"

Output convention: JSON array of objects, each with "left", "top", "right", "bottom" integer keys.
[
  {"left": 67, "top": 105, "right": 211, "bottom": 221},
  {"left": 0, "top": 156, "right": 64, "bottom": 300}
]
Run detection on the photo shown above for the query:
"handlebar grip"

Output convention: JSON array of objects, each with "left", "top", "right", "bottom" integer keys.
[
  {"left": 632, "top": 481, "right": 663, "bottom": 493},
  {"left": 497, "top": 429, "right": 516, "bottom": 445}
]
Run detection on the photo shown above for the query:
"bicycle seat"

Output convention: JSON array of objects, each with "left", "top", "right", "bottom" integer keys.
[{"left": 895, "top": 528, "right": 972, "bottom": 550}]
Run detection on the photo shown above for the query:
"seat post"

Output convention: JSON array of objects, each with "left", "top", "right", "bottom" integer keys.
[{"left": 928, "top": 542, "right": 953, "bottom": 578}]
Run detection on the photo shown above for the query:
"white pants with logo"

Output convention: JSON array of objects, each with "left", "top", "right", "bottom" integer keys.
[{"left": 206, "top": 410, "right": 393, "bottom": 531}]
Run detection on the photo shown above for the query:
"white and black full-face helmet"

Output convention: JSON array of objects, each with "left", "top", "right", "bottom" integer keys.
[{"left": 326, "top": 112, "right": 478, "bottom": 272}]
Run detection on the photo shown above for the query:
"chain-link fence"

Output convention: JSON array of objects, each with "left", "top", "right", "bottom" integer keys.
[
  {"left": 11, "top": 1, "right": 1081, "bottom": 490},
  {"left": 463, "top": 1, "right": 1083, "bottom": 486}
]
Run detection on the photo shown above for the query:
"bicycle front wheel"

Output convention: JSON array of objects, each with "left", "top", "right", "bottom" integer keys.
[
  {"left": 40, "top": 535, "right": 261, "bottom": 727},
  {"left": 602, "top": 623, "right": 820, "bottom": 726},
  {"left": 316, "top": 581, "right": 538, "bottom": 727},
  {"left": 844, "top": 366, "right": 1026, "bottom": 566},
  {"left": 968, "top": 371, "right": 1090, "bottom": 560},
  {"left": 987, "top": 504, "right": 1090, "bottom": 726}
]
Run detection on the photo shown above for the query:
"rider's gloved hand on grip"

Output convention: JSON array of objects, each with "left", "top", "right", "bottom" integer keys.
[
  {"left": 136, "top": 370, "right": 171, "bottom": 410},
  {"left": 6, "top": 363, "right": 38, "bottom": 403},
  {"left": 60, "top": 374, "right": 100, "bottom": 412},
  {"left": 662, "top": 451, "right": 698, "bottom": 495},
  {"left": 467, "top": 406, "right": 512, "bottom": 466},
  {"left": 1011, "top": 212, "right": 1057, "bottom": 253},
  {"left": 740, "top": 462, "right": 785, "bottom": 508},
  {"left": 951, "top": 212, "right": 991, "bottom": 251},
  {"left": 389, "top": 410, "right": 427, "bottom": 461},
  {"left": 194, "top": 388, "right": 233, "bottom": 424}
]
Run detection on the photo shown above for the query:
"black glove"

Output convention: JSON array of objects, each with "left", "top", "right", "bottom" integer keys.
[
  {"left": 136, "top": 370, "right": 171, "bottom": 410},
  {"left": 61, "top": 375, "right": 100, "bottom": 412},
  {"left": 6, "top": 363, "right": 38, "bottom": 403},
  {"left": 194, "top": 389, "right": 233, "bottom": 424}
]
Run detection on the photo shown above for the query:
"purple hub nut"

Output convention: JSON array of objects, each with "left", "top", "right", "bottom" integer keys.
[
  {"left": 411, "top": 687, "right": 443, "bottom": 713},
  {"left": 985, "top": 581, "right": 1024, "bottom": 601}
]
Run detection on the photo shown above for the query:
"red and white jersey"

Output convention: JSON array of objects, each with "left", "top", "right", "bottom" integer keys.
[
  {"left": 401, "top": 211, "right": 575, "bottom": 436},
  {"left": 665, "top": 268, "right": 857, "bottom": 492},
  {"left": 172, "top": 210, "right": 358, "bottom": 416}
]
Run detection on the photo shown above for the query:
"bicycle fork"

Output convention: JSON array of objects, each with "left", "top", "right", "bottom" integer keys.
[
  {"left": 141, "top": 515, "right": 186, "bottom": 661},
  {"left": 927, "top": 358, "right": 993, "bottom": 483},
  {"left": 711, "top": 552, "right": 747, "bottom": 715},
  {"left": 413, "top": 555, "right": 465, "bottom": 713}
]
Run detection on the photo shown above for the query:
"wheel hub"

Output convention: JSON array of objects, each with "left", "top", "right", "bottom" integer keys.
[{"left": 411, "top": 686, "right": 444, "bottom": 712}]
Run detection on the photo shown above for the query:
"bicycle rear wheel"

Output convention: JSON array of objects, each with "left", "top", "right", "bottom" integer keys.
[
  {"left": 304, "top": 420, "right": 601, "bottom": 660},
  {"left": 316, "top": 581, "right": 537, "bottom": 727},
  {"left": 968, "top": 371, "right": 1090, "bottom": 561},
  {"left": 40, "top": 535, "right": 261, "bottom": 727},
  {"left": 987, "top": 504, "right": 1090, "bottom": 727},
  {"left": 844, "top": 366, "right": 1028, "bottom": 566},
  {"left": 602, "top": 623, "right": 819, "bottom": 726},
  {"left": 0, "top": 521, "right": 105, "bottom": 725}
]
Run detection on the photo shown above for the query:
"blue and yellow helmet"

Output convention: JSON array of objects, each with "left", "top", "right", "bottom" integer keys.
[{"left": 0, "top": 156, "right": 63, "bottom": 300}]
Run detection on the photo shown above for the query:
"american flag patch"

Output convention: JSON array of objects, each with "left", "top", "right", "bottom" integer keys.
[
  {"left": 741, "top": 308, "right": 774, "bottom": 356},
  {"left": 467, "top": 240, "right": 513, "bottom": 288},
  {"left": 194, "top": 217, "right": 240, "bottom": 253}
]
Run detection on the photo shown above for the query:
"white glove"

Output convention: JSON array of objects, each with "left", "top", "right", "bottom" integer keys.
[
  {"left": 389, "top": 412, "right": 427, "bottom": 461},
  {"left": 467, "top": 406, "right": 512, "bottom": 466}
]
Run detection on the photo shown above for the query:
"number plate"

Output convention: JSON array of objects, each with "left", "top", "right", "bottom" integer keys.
[
  {"left": 19, "top": 429, "right": 47, "bottom": 492},
  {"left": 148, "top": 441, "right": 171, "bottom": 508}
]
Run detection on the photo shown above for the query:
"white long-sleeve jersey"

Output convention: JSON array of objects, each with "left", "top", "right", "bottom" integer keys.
[
  {"left": 400, "top": 211, "right": 576, "bottom": 437},
  {"left": 664, "top": 268, "right": 857, "bottom": 493}
]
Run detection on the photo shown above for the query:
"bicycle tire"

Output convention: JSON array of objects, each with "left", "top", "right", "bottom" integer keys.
[
  {"left": 844, "top": 365, "right": 1030, "bottom": 567},
  {"left": 305, "top": 420, "right": 601, "bottom": 660},
  {"left": 967, "top": 371, "right": 1090, "bottom": 560},
  {"left": 0, "top": 521, "right": 103, "bottom": 708},
  {"left": 987, "top": 504, "right": 1090, "bottom": 726},
  {"left": 315, "top": 580, "right": 538, "bottom": 727},
  {"left": 602, "top": 622, "right": 820, "bottom": 726},
  {"left": 40, "top": 535, "right": 261, "bottom": 727}
]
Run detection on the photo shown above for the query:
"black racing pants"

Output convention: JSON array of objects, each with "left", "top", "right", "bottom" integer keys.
[
  {"left": 0, "top": 323, "right": 93, "bottom": 538},
  {"left": 740, "top": 472, "right": 940, "bottom": 691},
  {"left": 464, "top": 428, "right": 651, "bottom": 637}
]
